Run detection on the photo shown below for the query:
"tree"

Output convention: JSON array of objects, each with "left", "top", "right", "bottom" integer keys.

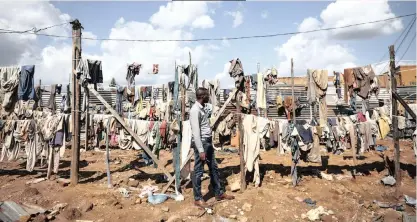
[{"left": 109, "top": 77, "right": 117, "bottom": 87}]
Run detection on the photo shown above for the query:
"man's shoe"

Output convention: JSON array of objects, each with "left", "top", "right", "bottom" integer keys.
[
  {"left": 194, "top": 200, "right": 210, "bottom": 208},
  {"left": 216, "top": 193, "right": 235, "bottom": 201}
]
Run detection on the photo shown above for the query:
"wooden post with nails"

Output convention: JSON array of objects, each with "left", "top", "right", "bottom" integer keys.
[
  {"left": 389, "top": 45, "right": 401, "bottom": 196},
  {"left": 70, "top": 19, "right": 82, "bottom": 185}
]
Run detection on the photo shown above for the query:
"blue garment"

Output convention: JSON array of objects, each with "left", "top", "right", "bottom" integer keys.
[
  {"left": 192, "top": 138, "right": 224, "bottom": 201},
  {"left": 18, "top": 65, "right": 35, "bottom": 101},
  {"left": 295, "top": 124, "right": 313, "bottom": 144}
]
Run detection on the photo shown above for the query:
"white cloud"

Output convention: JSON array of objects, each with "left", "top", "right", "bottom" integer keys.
[
  {"left": 261, "top": 11, "right": 268, "bottom": 19},
  {"left": 149, "top": 2, "right": 215, "bottom": 30},
  {"left": 214, "top": 62, "right": 234, "bottom": 88},
  {"left": 318, "top": 0, "right": 402, "bottom": 39},
  {"left": 0, "top": 1, "right": 220, "bottom": 86},
  {"left": 191, "top": 15, "right": 214, "bottom": 29},
  {"left": 225, "top": 11, "right": 243, "bottom": 28},
  {"left": 83, "top": 31, "right": 98, "bottom": 47},
  {"left": 276, "top": 0, "right": 404, "bottom": 76},
  {"left": 0, "top": 1, "right": 70, "bottom": 65}
]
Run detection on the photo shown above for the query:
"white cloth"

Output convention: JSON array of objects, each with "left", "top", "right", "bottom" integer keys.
[
  {"left": 180, "top": 120, "right": 192, "bottom": 179},
  {"left": 243, "top": 115, "right": 262, "bottom": 186},
  {"left": 256, "top": 72, "right": 266, "bottom": 109},
  {"left": 0, "top": 66, "right": 21, "bottom": 110}
]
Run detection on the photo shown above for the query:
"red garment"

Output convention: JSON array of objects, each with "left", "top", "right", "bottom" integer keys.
[
  {"left": 149, "top": 107, "right": 156, "bottom": 119},
  {"left": 357, "top": 112, "right": 366, "bottom": 122},
  {"left": 160, "top": 120, "right": 167, "bottom": 145}
]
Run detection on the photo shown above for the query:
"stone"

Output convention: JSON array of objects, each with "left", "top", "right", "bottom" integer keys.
[
  {"left": 135, "top": 199, "right": 142, "bottom": 204},
  {"left": 229, "top": 215, "right": 237, "bottom": 219},
  {"left": 162, "top": 207, "right": 170, "bottom": 212},
  {"left": 127, "top": 179, "right": 140, "bottom": 187},
  {"left": 295, "top": 197, "right": 304, "bottom": 202},
  {"left": 239, "top": 217, "right": 248, "bottom": 222},
  {"left": 272, "top": 206, "right": 277, "bottom": 210},
  {"left": 79, "top": 201, "right": 93, "bottom": 213},
  {"left": 242, "top": 203, "right": 252, "bottom": 212},
  {"left": 230, "top": 180, "right": 240, "bottom": 192}
]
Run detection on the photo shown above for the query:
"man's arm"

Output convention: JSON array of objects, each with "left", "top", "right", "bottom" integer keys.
[{"left": 190, "top": 108, "right": 204, "bottom": 153}]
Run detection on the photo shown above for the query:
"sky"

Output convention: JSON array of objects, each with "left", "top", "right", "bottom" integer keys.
[{"left": 0, "top": 1, "right": 416, "bottom": 88}]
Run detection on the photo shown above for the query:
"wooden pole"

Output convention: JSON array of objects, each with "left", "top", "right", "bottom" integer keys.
[
  {"left": 389, "top": 45, "right": 401, "bottom": 196},
  {"left": 290, "top": 58, "right": 298, "bottom": 186},
  {"left": 291, "top": 58, "right": 296, "bottom": 124},
  {"left": 70, "top": 19, "right": 82, "bottom": 185},
  {"left": 237, "top": 94, "right": 246, "bottom": 191},
  {"left": 174, "top": 62, "right": 181, "bottom": 192},
  {"left": 84, "top": 90, "right": 89, "bottom": 150}
]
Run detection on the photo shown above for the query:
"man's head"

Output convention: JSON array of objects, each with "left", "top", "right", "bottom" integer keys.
[{"left": 196, "top": 87, "right": 209, "bottom": 104}]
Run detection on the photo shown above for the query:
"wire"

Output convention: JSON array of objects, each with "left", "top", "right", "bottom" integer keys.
[
  {"left": 377, "top": 16, "right": 416, "bottom": 63},
  {"left": 377, "top": 16, "right": 416, "bottom": 75},
  {"left": 397, "top": 32, "right": 417, "bottom": 64},
  {"left": 396, "top": 17, "right": 416, "bottom": 53},
  {"left": 0, "top": 22, "right": 69, "bottom": 34},
  {"left": 0, "top": 14, "right": 415, "bottom": 42}
]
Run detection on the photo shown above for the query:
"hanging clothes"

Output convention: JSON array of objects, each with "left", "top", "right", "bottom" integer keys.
[
  {"left": 228, "top": 58, "right": 245, "bottom": 88},
  {"left": 17, "top": 65, "right": 35, "bottom": 101},
  {"left": 256, "top": 72, "right": 266, "bottom": 109},
  {"left": 242, "top": 115, "right": 260, "bottom": 186},
  {"left": 0, "top": 67, "right": 20, "bottom": 111},
  {"left": 0, "top": 120, "right": 16, "bottom": 162},
  {"left": 180, "top": 120, "right": 192, "bottom": 179},
  {"left": 152, "top": 64, "right": 159, "bottom": 74},
  {"left": 76, "top": 59, "right": 103, "bottom": 84},
  {"left": 47, "top": 84, "right": 57, "bottom": 113},
  {"left": 115, "top": 86, "right": 124, "bottom": 116}
]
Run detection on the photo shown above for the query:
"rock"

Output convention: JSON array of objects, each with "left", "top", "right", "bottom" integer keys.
[
  {"left": 135, "top": 199, "right": 142, "bottom": 204},
  {"left": 127, "top": 179, "right": 140, "bottom": 187},
  {"left": 304, "top": 206, "right": 333, "bottom": 221},
  {"left": 62, "top": 207, "right": 82, "bottom": 220},
  {"left": 26, "top": 178, "right": 46, "bottom": 185},
  {"left": 50, "top": 203, "right": 68, "bottom": 212},
  {"left": 320, "top": 172, "right": 334, "bottom": 181},
  {"left": 162, "top": 207, "right": 170, "bottom": 212},
  {"left": 21, "top": 187, "right": 40, "bottom": 197},
  {"left": 295, "top": 197, "right": 304, "bottom": 202},
  {"left": 239, "top": 216, "right": 248, "bottom": 222},
  {"left": 79, "top": 201, "right": 93, "bottom": 213},
  {"left": 115, "top": 203, "right": 123, "bottom": 209},
  {"left": 272, "top": 206, "right": 277, "bottom": 210},
  {"left": 230, "top": 180, "right": 241, "bottom": 192},
  {"left": 56, "top": 178, "right": 71, "bottom": 187},
  {"left": 166, "top": 215, "right": 182, "bottom": 222},
  {"left": 229, "top": 215, "right": 237, "bottom": 219},
  {"left": 242, "top": 203, "right": 252, "bottom": 212}
]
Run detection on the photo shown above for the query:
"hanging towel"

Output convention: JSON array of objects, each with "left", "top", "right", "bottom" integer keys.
[{"left": 256, "top": 72, "right": 266, "bottom": 109}]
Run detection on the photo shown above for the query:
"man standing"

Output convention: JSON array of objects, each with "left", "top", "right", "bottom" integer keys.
[{"left": 190, "top": 88, "right": 235, "bottom": 208}]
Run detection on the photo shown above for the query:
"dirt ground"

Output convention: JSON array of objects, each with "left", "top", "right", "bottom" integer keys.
[{"left": 0, "top": 138, "right": 416, "bottom": 222}]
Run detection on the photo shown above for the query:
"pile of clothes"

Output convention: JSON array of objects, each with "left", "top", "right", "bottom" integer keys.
[{"left": 344, "top": 65, "right": 379, "bottom": 111}]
